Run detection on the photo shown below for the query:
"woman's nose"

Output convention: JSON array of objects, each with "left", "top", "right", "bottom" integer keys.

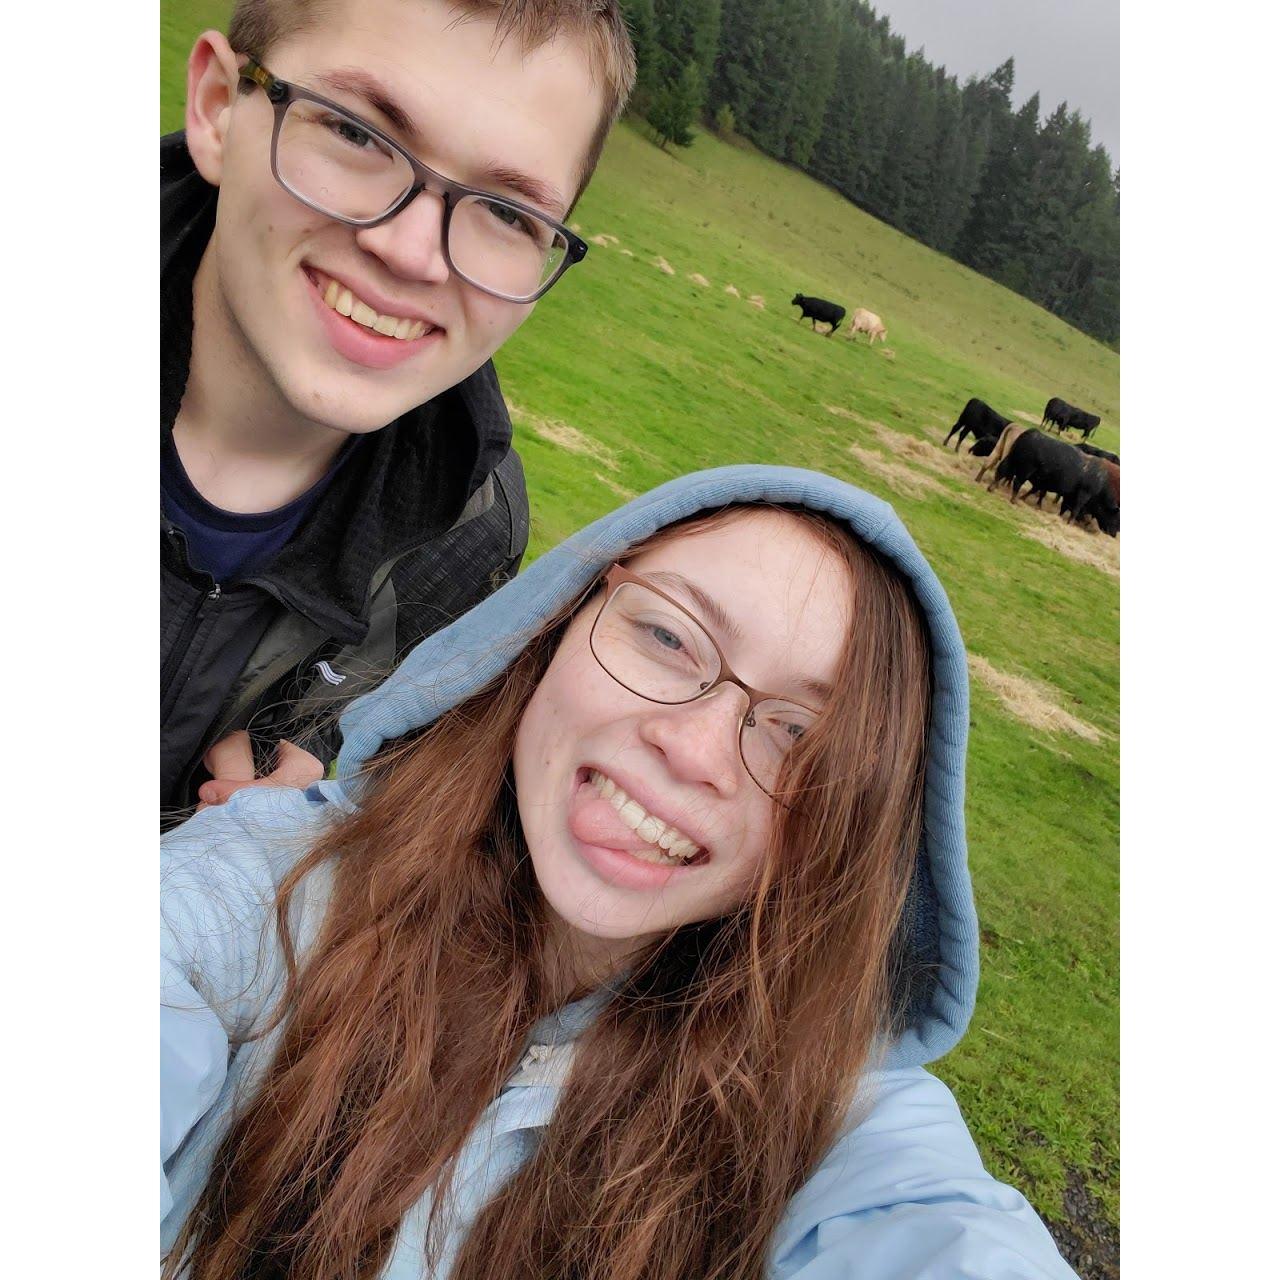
[
  {"left": 637, "top": 685, "right": 746, "bottom": 796},
  {"left": 353, "top": 189, "right": 452, "bottom": 285}
]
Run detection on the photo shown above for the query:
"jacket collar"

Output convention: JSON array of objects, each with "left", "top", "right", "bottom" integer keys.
[{"left": 160, "top": 131, "right": 515, "bottom": 643}]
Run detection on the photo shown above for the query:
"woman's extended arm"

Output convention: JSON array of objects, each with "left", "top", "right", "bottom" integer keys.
[{"left": 770, "top": 1068, "right": 1079, "bottom": 1280}]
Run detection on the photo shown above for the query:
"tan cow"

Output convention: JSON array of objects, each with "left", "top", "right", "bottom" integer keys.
[
  {"left": 848, "top": 307, "right": 888, "bottom": 344},
  {"left": 974, "top": 423, "right": 1028, "bottom": 489}
]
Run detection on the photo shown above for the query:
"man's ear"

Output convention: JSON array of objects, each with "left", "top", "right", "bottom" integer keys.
[{"left": 184, "top": 30, "right": 243, "bottom": 188}]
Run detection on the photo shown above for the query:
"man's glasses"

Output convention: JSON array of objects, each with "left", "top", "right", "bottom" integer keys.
[
  {"left": 589, "top": 565, "right": 823, "bottom": 799},
  {"left": 238, "top": 57, "right": 589, "bottom": 304}
]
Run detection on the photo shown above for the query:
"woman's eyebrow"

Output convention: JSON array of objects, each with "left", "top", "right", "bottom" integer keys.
[
  {"left": 311, "top": 68, "right": 567, "bottom": 216},
  {"left": 644, "top": 571, "right": 743, "bottom": 643}
]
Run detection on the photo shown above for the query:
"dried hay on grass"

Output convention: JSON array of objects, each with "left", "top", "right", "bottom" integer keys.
[
  {"left": 619, "top": 248, "right": 634, "bottom": 257},
  {"left": 594, "top": 472, "right": 636, "bottom": 501},
  {"left": 747, "top": 294, "right": 766, "bottom": 309},
  {"left": 569, "top": 223, "right": 582, "bottom": 232},
  {"left": 847, "top": 445, "right": 946, "bottom": 501},
  {"left": 968, "top": 654, "right": 1104, "bottom": 742},
  {"left": 871, "top": 423, "right": 981, "bottom": 483},
  {"left": 724, "top": 283, "right": 740, "bottom": 297},
  {"left": 823, "top": 404, "right": 862, "bottom": 421},
  {"left": 653, "top": 256, "right": 676, "bottom": 275},
  {"left": 1011, "top": 410, "right": 1042, "bottom": 424},
  {"left": 1020, "top": 521, "right": 1120, "bottom": 577},
  {"left": 688, "top": 272, "right": 711, "bottom": 286},
  {"left": 877, "top": 347, "right": 896, "bottom": 360},
  {"left": 589, "top": 234, "right": 617, "bottom": 247},
  {"left": 507, "top": 403, "right": 619, "bottom": 472}
]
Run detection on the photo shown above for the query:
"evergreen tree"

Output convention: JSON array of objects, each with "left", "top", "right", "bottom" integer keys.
[{"left": 646, "top": 60, "right": 703, "bottom": 149}]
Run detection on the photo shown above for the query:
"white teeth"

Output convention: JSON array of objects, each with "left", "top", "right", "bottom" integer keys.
[
  {"left": 316, "top": 274, "right": 433, "bottom": 340},
  {"left": 587, "top": 770, "right": 701, "bottom": 865}
]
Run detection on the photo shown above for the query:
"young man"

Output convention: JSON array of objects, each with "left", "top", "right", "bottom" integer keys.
[{"left": 161, "top": 0, "right": 635, "bottom": 817}]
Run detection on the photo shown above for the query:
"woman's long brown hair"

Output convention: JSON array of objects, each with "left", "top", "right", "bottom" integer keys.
[{"left": 166, "top": 507, "right": 933, "bottom": 1280}]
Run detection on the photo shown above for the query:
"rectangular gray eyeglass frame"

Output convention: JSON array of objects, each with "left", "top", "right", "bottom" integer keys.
[{"left": 238, "top": 56, "right": 589, "bottom": 304}]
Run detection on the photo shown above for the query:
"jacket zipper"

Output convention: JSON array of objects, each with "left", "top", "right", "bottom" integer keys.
[{"left": 161, "top": 527, "right": 223, "bottom": 705}]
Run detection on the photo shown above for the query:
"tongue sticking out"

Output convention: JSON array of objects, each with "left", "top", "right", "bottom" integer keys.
[{"left": 568, "top": 777, "right": 662, "bottom": 852}]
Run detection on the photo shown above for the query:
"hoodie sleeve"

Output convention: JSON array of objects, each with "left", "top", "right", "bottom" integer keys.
[
  {"left": 769, "top": 1068, "right": 1079, "bottom": 1280},
  {"left": 160, "top": 788, "right": 333, "bottom": 1220}
]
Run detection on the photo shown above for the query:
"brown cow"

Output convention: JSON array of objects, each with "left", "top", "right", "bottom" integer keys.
[
  {"left": 848, "top": 307, "right": 887, "bottom": 344},
  {"left": 974, "top": 423, "right": 1027, "bottom": 489}
]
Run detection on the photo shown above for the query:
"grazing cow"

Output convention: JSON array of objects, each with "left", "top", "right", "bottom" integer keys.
[
  {"left": 974, "top": 423, "right": 1028, "bottom": 488},
  {"left": 791, "top": 293, "right": 845, "bottom": 335},
  {"left": 849, "top": 307, "right": 888, "bottom": 344},
  {"left": 1043, "top": 396, "right": 1102, "bottom": 439},
  {"left": 1061, "top": 458, "right": 1119, "bottom": 536},
  {"left": 1077, "top": 442, "right": 1119, "bottom": 465},
  {"left": 944, "top": 397, "right": 1011, "bottom": 453},
  {"left": 995, "top": 428, "right": 1087, "bottom": 509}
]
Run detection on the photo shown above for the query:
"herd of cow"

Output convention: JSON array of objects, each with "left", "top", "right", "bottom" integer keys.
[
  {"left": 786, "top": 291, "right": 1118, "bottom": 537},
  {"left": 944, "top": 396, "right": 1120, "bottom": 537}
]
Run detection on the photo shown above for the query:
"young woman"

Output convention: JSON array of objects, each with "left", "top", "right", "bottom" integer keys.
[{"left": 161, "top": 465, "right": 1077, "bottom": 1279}]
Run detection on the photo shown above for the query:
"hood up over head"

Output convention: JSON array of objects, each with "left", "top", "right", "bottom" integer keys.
[{"left": 333, "top": 466, "right": 978, "bottom": 1069}]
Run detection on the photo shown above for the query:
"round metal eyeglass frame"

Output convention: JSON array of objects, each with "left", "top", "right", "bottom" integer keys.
[
  {"left": 589, "top": 563, "right": 823, "bottom": 801},
  {"left": 237, "top": 56, "right": 589, "bottom": 304}
]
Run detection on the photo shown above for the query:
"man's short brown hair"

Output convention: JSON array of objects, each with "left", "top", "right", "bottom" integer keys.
[{"left": 227, "top": 0, "right": 636, "bottom": 202}]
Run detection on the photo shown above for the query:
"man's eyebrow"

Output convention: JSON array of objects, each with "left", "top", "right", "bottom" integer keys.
[
  {"left": 473, "top": 164, "right": 568, "bottom": 218},
  {"left": 314, "top": 68, "right": 416, "bottom": 138},
  {"left": 311, "top": 69, "right": 567, "bottom": 218}
]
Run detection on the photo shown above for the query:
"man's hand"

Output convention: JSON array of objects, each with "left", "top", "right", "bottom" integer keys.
[{"left": 196, "top": 731, "right": 325, "bottom": 810}]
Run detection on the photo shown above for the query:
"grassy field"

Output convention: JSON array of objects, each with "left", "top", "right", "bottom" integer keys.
[{"left": 162, "top": 8, "right": 1119, "bottom": 1267}]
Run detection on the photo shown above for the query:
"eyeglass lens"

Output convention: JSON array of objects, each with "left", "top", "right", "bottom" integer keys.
[
  {"left": 274, "top": 99, "right": 569, "bottom": 300},
  {"left": 591, "top": 582, "right": 817, "bottom": 793}
]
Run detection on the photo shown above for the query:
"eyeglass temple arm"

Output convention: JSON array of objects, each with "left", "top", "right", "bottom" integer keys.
[{"left": 238, "top": 57, "right": 285, "bottom": 102}]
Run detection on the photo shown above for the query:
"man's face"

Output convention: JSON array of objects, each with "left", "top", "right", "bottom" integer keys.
[{"left": 197, "top": 0, "right": 603, "bottom": 434}]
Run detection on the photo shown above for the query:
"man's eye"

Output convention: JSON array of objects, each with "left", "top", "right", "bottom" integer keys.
[
  {"left": 331, "top": 118, "right": 373, "bottom": 148},
  {"left": 483, "top": 200, "right": 538, "bottom": 237}
]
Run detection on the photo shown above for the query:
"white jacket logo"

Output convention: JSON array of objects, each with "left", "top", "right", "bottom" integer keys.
[{"left": 314, "top": 660, "right": 347, "bottom": 686}]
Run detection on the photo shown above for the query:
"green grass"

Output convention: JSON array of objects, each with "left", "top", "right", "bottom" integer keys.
[{"left": 162, "top": 6, "right": 1119, "bottom": 1235}]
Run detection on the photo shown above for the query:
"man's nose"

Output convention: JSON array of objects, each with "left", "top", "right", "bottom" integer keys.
[
  {"left": 637, "top": 685, "right": 746, "bottom": 797},
  {"left": 353, "top": 188, "right": 452, "bottom": 285}
]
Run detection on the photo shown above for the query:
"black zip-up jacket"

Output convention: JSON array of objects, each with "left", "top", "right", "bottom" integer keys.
[{"left": 161, "top": 133, "right": 529, "bottom": 819}]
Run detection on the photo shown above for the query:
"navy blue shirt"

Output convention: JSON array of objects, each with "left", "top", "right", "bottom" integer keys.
[{"left": 161, "top": 429, "right": 362, "bottom": 583}]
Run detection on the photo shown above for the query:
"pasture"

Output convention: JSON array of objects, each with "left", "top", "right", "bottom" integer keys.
[{"left": 161, "top": 7, "right": 1119, "bottom": 1270}]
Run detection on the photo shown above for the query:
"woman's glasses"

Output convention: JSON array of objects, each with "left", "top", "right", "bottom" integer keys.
[
  {"left": 238, "top": 57, "right": 588, "bottom": 303},
  {"left": 589, "top": 565, "right": 822, "bottom": 798}
]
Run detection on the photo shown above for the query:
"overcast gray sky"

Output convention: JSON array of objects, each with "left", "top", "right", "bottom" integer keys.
[{"left": 866, "top": 0, "right": 1119, "bottom": 168}]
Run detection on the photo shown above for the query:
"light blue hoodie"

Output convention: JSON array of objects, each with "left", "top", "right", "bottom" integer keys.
[{"left": 161, "top": 466, "right": 1078, "bottom": 1278}]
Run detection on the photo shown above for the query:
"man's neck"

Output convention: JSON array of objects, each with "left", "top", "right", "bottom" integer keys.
[{"left": 173, "top": 243, "right": 354, "bottom": 515}]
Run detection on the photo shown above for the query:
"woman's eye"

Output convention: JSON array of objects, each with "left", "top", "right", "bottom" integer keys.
[{"left": 648, "top": 625, "right": 684, "bottom": 651}]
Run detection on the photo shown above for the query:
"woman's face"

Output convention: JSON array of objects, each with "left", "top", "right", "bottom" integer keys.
[{"left": 513, "top": 510, "right": 853, "bottom": 963}]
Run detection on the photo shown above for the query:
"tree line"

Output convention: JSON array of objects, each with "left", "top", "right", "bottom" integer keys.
[{"left": 622, "top": 0, "right": 1119, "bottom": 346}]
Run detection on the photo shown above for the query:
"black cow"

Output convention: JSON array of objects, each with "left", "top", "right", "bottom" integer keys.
[
  {"left": 791, "top": 293, "right": 845, "bottom": 335},
  {"left": 1077, "top": 442, "right": 1119, "bottom": 465},
  {"left": 1062, "top": 459, "right": 1119, "bottom": 536},
  {"left": 995, "top": 428, "right": 1086, "bottom": 508},
  {"left": 944, "top": 398, "right": 1011, "bottom": 453},
  {"left": 1042, "top": 397, "right": 1102, "bottom": 439}
]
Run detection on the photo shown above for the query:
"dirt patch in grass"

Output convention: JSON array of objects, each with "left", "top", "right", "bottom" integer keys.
[
  {"left": 968, "top": 654, "right": 1104, "bottom": 741},
  {"left": 619, "top": 248, "right": 634, "bottom": 257},
  {"left": 507, "top": 404, "right": 619, "bottom": 472},
  {"left": 589, "top": 233, "right": 619, "bottom": 248},
  {"left": 688, "top": 272, "right": 710, "bottom": 287},
  {"left": 1020, "top": 522, "right": 1120, "bottom": 578},
  {"left": 1047, "top": 1168, "right": 1119, "bottom": 1280},
  {"left": 1011, "top": 409, "right": 1043, "bottom": 424},
  {"left": 653, "top": 255, "right": 676, "bottom": 275},
  {"left": 847, "top": 444, "right": 947, "bottom": 501},
  {"left": 747, "top": 293, "right": 766, "bottom": 309},
  {"left": 823, "top": 404, "right": 861, "bottom": 421},
  {"left": 724, "top": 283, "right": 740, "bottom": 297}
]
